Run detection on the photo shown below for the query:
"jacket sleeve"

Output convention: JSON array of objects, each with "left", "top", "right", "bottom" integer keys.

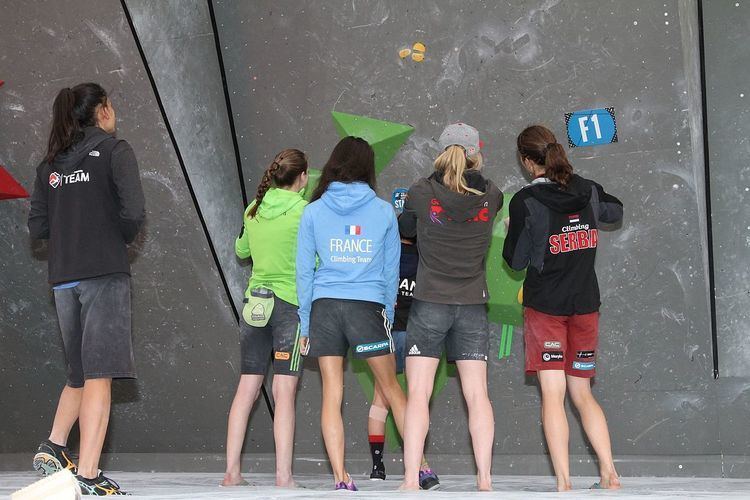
[
  {"left": 594, "top": 182, "right": 623, "bottom": 224},
  {"left": 111, "top": 141, "right": 146, "bottom": 243},
  {"left": 503, "top": 193, "right": 532, "bottom": 271},
  {"left": 383, "top": 210, "right": 401, "bottom": 325},
  {"left": 398, "top": 183, "right": 419, "bottom": 238},
  {"left": 295, "top": 208, "right": 317, "bottom": 338},
  {"left": 28, "top": 166, "right": 50, "bottom": 239},
  {"left": 235, "top": 206, "right": 252, "bottom": 259}
]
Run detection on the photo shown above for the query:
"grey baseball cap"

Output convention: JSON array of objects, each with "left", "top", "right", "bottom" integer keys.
[{"left": 438, "top": 122, "right": 481, "bottom": 156}]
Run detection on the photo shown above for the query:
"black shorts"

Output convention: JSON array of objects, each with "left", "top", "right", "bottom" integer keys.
[
  {"left": 53, "top": 273, "right": 135, "bottom": 388},
  {"left": 308, "top": 298, "right": 394, "bottom": 359},
  {"left": 240, "top": 297, "right": 303, "bottom": 377},
  {"left": 406, "top": 299, "right": 489, "bottom": 362}
]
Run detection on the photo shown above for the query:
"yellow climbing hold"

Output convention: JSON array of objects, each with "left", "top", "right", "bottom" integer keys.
[
  {"left": 399, "top": 48, "right": 412, "bottom": 59},
  {"left": 411, "top": 42, "right": 426, "bottom": 62}
]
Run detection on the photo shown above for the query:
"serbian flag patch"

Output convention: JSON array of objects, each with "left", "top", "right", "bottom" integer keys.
[
  {"left": 568, "top": 214, "right": 580, "bottom": 223},
  {"left": 344, "top": 225, "right": 362, "bottom": 235}
]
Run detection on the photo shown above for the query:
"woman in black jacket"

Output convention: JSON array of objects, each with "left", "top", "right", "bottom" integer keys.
[
  {"left": 504, "top": 124, "right": 622, "bottom": 492},
  {"left": 28, "top": 82, "right": 145, "bottom": 496}
]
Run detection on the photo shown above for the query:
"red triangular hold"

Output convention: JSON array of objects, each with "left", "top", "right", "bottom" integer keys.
[{"left": 0, "top": 165, "right": 30, "bottom": 200}]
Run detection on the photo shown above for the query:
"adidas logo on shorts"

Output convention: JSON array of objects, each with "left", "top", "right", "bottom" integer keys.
[{"left": 409, "top": 345, "right": 421, "bottom": 355}]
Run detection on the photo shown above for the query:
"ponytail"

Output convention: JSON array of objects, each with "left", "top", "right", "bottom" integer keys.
[
  {"left": 517, "top": 124, "right": 574, "bottom": 188},
  {"left": 45, "top": 83, "right": 108, "bottom": 164},
  {"left": 248, "top": 148, "right": 308, "bottom": 218},
  {"left": 434, "top": 145, "right": 482, "bottom": 195},
  {"left": 248, "top": 161, "right": 281, "bottom": 218},
  {"left": 543, "top": 142, "right": 573, "bottom": 187}
]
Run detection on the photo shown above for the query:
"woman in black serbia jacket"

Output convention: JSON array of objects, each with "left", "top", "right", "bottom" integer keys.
[{"left": 503, "top": 125, "right": 623, "bottom": 492}]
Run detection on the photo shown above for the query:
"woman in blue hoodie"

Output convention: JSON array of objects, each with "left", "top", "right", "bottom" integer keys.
[{"left": 296, "top": 137, "right": 404, "bottom": 491}]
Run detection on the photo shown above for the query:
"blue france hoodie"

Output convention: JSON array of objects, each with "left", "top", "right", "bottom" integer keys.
[{"left": 296, "top": 181, "right": 400, "bottom": 337}]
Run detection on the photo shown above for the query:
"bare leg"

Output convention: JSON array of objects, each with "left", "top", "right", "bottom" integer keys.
[
  {"left": 368, "top": 384, "right": 389, "bottom": 436},
  {"left": 455, "top": 360, "right": 494, "bottom": 491},
  {"left": 49, "top": 385, "right": 83, "bottom": 446},
  {"left": 318, "top": 356, "right": 348, "bottom": 484},
  {"left": 538, "top": 370, "right": 570, "bottom": 492},
  {"left": 272, "top": 374, "right": 299, "bottom": 487},
  {"left": 76, "top": 378, "right": 112, "bottom": 479},
  {"left": 222, "top": 374, "right": 264, "bottom": 486},
  {"left": 399, "top": 356, "right": 439, "bottom": 491},
  {"left": 567, "top": 375, "right": 620, "bottom": 489}
]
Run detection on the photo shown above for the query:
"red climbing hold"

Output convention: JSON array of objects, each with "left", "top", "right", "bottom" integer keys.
[{"left": 0, "top": 165, "right": 30, "bottom": 200}]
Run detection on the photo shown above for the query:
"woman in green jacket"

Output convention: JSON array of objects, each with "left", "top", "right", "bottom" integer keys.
[{"left": 221, "top": 149, "right": 308, "bottom": 487}]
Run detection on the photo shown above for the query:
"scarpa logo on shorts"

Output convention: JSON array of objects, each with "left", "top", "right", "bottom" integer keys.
[
  {"left": 355, "top": 340, "right": 390, "bottom": 353},
  {"left": 573, "top": 361, "right": 596, "bottom": 370}
]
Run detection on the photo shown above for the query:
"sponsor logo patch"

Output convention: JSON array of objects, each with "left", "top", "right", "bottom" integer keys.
[
  {"left": 274, "top": 351, "right": 290, "bottom": 360},
  {"left": 88, "top": 150, "right": 100, "bottom": 157},
  {"left": 576, "top": 350, "right": 595, "bottom": 359},
  {"left": 355, "top": 340, "right": 390, "bottom": 354},
  {"left": 408, "top": 344, "right": 421, "bottom": 355},
  {"left": 49, "top": 172, "right": 61, "bottom": 188},
  {"left": 572, "top": 361, "right": 596, "bottom": 370},
  {"left": 544, "top": 341, "right": 562, "bottom": 349},
  {"left": 542, "top": 351, "right": 564, "bottom": 362}
]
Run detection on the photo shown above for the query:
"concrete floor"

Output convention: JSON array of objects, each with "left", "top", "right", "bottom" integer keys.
[{"left": 3, "top": 472, "right": 750, "bottom": 499}]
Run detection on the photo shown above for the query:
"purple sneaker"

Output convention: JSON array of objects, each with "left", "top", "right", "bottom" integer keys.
[
  {"left": 334, "top": 475, "right": 358, "bottom": 491},
  {"left": 419, "top": 468, "right": 440, "bottom": 490}
]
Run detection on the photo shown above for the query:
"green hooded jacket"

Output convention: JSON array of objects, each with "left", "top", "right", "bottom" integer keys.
[{"left": 236, "top": 187, "right": 308, "bottom": 306}]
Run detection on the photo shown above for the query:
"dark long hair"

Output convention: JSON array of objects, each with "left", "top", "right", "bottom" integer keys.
[
  {"left": 248, "top": 148, "right": 308, "bottom": 218},
  {"left": 311, "top": 136, "right": 376, "bottom": 201},
  {"left": 517, "top": 125, "right": 574, "bottom": 188},
  {"left": 45, "top": 83, "right": 108, "bottom": 164}
]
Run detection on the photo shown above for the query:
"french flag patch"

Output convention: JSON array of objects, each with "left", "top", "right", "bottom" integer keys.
[
  {"left": 345, "top": 225, "right": 362, "bottom": 235},
  {"left": 568, "top": 214, "right": 580, "bottom": 223}
]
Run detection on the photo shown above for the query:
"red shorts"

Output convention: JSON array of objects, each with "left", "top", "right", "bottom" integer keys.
[{"left": 523, "top": 307, "right": 599, "bottom": 378}]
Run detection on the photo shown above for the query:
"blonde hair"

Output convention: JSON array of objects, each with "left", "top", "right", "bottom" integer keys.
[{"left": 434, "top": 145, "right": 482, "bottom": 195}]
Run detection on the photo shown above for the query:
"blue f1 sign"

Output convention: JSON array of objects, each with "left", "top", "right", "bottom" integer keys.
[{"left": 565, "top": 108, "right": 618, "bottom": 148}]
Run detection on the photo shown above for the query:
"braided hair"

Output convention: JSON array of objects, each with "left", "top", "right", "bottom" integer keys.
[{"left": 248, "top": 148, "right": 308, "bottom": 218}]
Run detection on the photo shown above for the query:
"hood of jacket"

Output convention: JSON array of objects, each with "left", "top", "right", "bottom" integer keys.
[
  {"left": 526, "top": 175, "right": 592, "bottom": 213},
  {"left": 320, "top": 181, "right": 376, "bottom": 215},
  {"left": 52, "top": 126, "right": 113, "bottom": 173},
  {"left": 256, "top": 187, "right": 306, "bottom": 219},
  {"left": 426, "top": 170, "right": 493, "bottom": 221}
]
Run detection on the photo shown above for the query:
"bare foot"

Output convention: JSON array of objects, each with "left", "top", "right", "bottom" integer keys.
[
  {"left": 275, "top": 476, "right": 298, "bottom": 488},
  {"left": 220, "top": 473, "right": 248, "bottom": 487},
  {"left": 399, "top": 481, "right": 420, "bottom": 491},
  {"left": 557, "top": 481, "right": 572, "bottom": 492},
  {"left": 477, "top": 473, "right": 493, "bottom": 491},
  {"left": 599, "top": 474, "right": 621, "bottom": 489}
]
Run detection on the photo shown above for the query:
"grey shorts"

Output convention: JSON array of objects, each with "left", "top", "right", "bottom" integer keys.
[
  {"left": 308, "top": 298, "right": 394, "bottom": 359},
  {"left": 53, "top": 273, "right": 135, "bottom": 388},
  {"left": 240, "top": 297, "right": 303, "bottom": 376},
  {"left": 406, "top": 299, "right": 489, "bottom": 362}
]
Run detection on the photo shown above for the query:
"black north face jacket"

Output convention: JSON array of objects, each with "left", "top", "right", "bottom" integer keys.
[
  {"left": 28, "top": 127, "right": 145, "bottom": 284},
  {"left": 503, "top": 174, "right": 623, "bottom": 316}
]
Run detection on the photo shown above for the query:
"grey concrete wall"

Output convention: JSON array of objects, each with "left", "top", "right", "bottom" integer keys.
[
  {"left": 0, "top": 0, "right": 268, "bottom": 457},
  {"left": 124, "top": 0, "right": 248, "bottom": 313},
  {"left": 213, "top": 0, "right": 725, "bottom": 467},
  {"left": 703, "top": 1, "right": 750, "bottom": 379}
]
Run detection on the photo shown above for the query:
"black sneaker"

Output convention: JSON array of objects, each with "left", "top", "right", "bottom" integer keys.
[
  {"left": 419, "top": 468, "right": 440, "bottom": 490},
  {"left": 369, "top": 462, "right": 386, "bottom": 480},
  {"left": 33, "top": 439, "right": 77, "bottom": 476},
  {"left": 77, "top": 471, "right": 129, "bottom": 496}
]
